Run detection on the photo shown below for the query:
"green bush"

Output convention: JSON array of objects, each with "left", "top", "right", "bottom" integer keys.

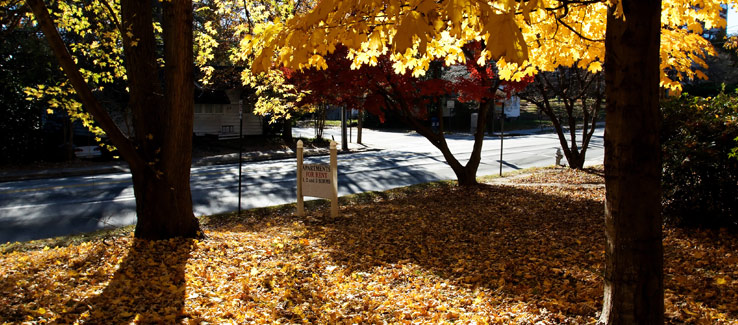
[{"left": 661, "top": 91, "right": 738, "bottom": 227}]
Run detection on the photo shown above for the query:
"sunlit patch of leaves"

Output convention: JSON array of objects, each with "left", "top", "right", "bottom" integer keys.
[
  {"left": 510, "top": 166, "right": 604, "bottom": 185},
  {"left": 1, "top": 167, "right": 736, "bottom": 324}
]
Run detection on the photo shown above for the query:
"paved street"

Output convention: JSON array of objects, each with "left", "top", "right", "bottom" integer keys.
[{"left": 0, "top": 127, "right": 603, "bottom": 243}]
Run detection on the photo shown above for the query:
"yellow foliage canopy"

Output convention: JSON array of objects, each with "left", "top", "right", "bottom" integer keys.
[
  {"left": 196, "top": 0, "right": 317, "bottom": 121},
  {"left": 246, "top": 0, "right": 738, "bottom": 93},
  {"left": 246, "top": 0, "right": 535, "bottom": 76}
]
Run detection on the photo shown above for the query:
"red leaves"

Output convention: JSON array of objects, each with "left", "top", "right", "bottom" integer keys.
[
  {"left": 363, "top": 94, "right": 386, "bottom": 123},
  {"left": 284, "top": 43, "right": 533, "bottom": 123}
]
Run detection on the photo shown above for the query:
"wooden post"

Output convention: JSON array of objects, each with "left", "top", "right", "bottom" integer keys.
[
  {"left": 296, "top": 140, "right": 304, "bottom": 216},
  {"left": 330, "top": 141, "right": 338, "bottom": 218}
]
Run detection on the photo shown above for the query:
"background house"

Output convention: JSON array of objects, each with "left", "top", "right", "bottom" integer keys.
[{"left": 194, "top": 88, "right": 262, "bottom": 139}]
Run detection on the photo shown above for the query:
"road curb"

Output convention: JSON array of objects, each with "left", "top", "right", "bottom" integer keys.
[{"left": 0, "top": 146, "right": 380, "bottom": 183}]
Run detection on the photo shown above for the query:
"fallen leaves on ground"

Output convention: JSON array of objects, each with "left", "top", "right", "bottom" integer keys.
[
  {"left": 1, "top": 166, "right": 737, "bottom": 324},
  {"left": 510, "top": 167, "right": 604, "bottom": 185}
]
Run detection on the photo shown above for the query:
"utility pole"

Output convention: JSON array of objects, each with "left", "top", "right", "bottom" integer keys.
[
  {"left": 499, "top": 108, "right": 505, "bottom": 177},
  {"left": 238, "top": 100, "right": 244, "bottom": 215},
  {"left": 341, "top": 107, "right": 348, "bottom": 151}
]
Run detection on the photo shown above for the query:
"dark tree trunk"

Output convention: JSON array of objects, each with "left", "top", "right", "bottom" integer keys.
[
  {"left": 357, "top": 110, "right": 363, "bottom": 144},
  {"left": 400, "top": 98, "right": 492, "bottom": 187},
  {"left": 453, "top": 166, "right": 480, "bottom": 186},
  {"left": 600, "top": 1, "right": 663, "bottom": 324},
  {"left": 131, "top": 164, "right": 199, "bottom": 239},
  {"left": 120, "top": 0, "right": 200, "bottom": 239},
  {"left": 282, "top": 118, "right": 293, "bottom": 143},
  {"left": 566, "top": 152, "right": 585, "bottom": 169},
  {"left": 28, "top": 0, "right": 201, "bottom": 240}
]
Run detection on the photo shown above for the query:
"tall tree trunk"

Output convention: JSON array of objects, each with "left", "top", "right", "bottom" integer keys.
[
  {"left": 121, "top": 0, "right": 200, "bottom": 239},
  {"left": 28, "top": 0, "right": 201, "bottom": 240},
  {"left": 600, "top": 1, "right": 663, "bottom": 324},
  {"left": 131, "top": 164, "right": 199, "bottom": 239}
]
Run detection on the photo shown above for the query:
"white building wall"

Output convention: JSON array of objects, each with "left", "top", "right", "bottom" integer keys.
[{"left": 194, "top": 104, "right": 262, "bottom": 138}]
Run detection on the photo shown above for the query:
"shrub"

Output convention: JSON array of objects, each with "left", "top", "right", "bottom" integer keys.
[{"left": 661, "top": 91, "right": 738, "bottom": 227}]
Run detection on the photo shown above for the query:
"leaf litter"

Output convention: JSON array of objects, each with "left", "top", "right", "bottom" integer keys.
[{"left": 1, "top": 166, "right": 736, "bottom": 324}]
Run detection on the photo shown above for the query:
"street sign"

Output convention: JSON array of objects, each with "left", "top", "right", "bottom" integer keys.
[{"left": 504, "top": 96, "right": 521, "bottom": 117}]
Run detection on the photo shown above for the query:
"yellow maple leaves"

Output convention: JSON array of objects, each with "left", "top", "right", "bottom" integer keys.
[
  {"left": 22, "top": 0, "right": 126, "bottom": 142},
  {"left": 247, "top": 0, "right": 537, "bottom": 76},
  {"left": 3, "top": 166, "right": 738, "bottom": 323},
  {"left": 200, "top": 0, "right": 314, "bottom": 121},
  {"left": 245, "top": 0, "right": 734, "bottom": 91}
]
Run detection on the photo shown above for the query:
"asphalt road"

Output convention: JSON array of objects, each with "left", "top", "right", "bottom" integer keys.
[{"left": 0, "top": 127, "right": 604, "bottom": 243}]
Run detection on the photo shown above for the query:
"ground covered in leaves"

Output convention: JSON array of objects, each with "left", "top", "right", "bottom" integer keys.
[{"left": 2, "top": 167, "right": 737, "bottom": 324}]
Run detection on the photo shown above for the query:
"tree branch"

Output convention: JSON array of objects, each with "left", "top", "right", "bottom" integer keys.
[
  {"left": 556, "top": 17, "right": 604, "bottom": 42},
  {"left": 25, "top": 0, "right": 142, "bottom": 167}
]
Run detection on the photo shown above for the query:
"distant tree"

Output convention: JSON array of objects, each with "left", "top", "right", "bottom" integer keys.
[
  {"left": 285, "top": 43, "right": 530, "bottom": 186},
  {"left": 518, "top": 67, "right": 603, "bottom": 169},
  {"left": 195, "top": 0, "right": 317, "bottom": 142}
]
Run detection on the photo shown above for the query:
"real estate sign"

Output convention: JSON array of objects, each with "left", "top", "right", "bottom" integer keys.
[
  {"left": 301, "top": 163, "right": 333, "bottom": 198},
  {"left": 296, "top": 140, "right": 338, "bottom": 217}
]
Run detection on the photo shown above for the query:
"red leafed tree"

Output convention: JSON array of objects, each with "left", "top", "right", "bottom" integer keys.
[{"left": 285, "top": 43, "right": 531, "bottom": 186}]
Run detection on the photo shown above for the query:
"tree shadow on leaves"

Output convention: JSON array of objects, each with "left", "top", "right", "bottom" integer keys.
[
  {"left": 52, "top": 238, "right": 194, "bottom": 324},
  {"left": 663, "top": 227, "right": 738, "bottom": 321},
  {"left": 302, "top": 183, "right": 606, "bottom": 318},
  {"left": 0, "top": 240, "right": 113, "bottom": 322}
]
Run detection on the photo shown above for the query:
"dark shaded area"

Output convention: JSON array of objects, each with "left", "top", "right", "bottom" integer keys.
[
  {"left": 210, "top": 183, "right": 607, "bottom": 319},
  {"left": 209, "top": 182, "right": 737, "bottom": 322},
  {"left": 0, "top": 237, "right": 113, "bottom": 321},
  {"left": 661, "top": 92, "right": 738, "bottom": 228},
  {"left": 684, "top": 82, "right": 738, "bottom": 98},
  {"left": 52, "top": 238, "right": 194, "bottom": 324},
  {"left": 0, "top": 19, "right": 62, "bottom": 165},
  {"left": 303, "top": 184, "right": 605, "bottom": 317}
]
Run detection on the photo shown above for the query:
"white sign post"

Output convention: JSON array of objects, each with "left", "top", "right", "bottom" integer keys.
[{"left": 296, "top": 140, "right": 338, "bottom": 217}]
